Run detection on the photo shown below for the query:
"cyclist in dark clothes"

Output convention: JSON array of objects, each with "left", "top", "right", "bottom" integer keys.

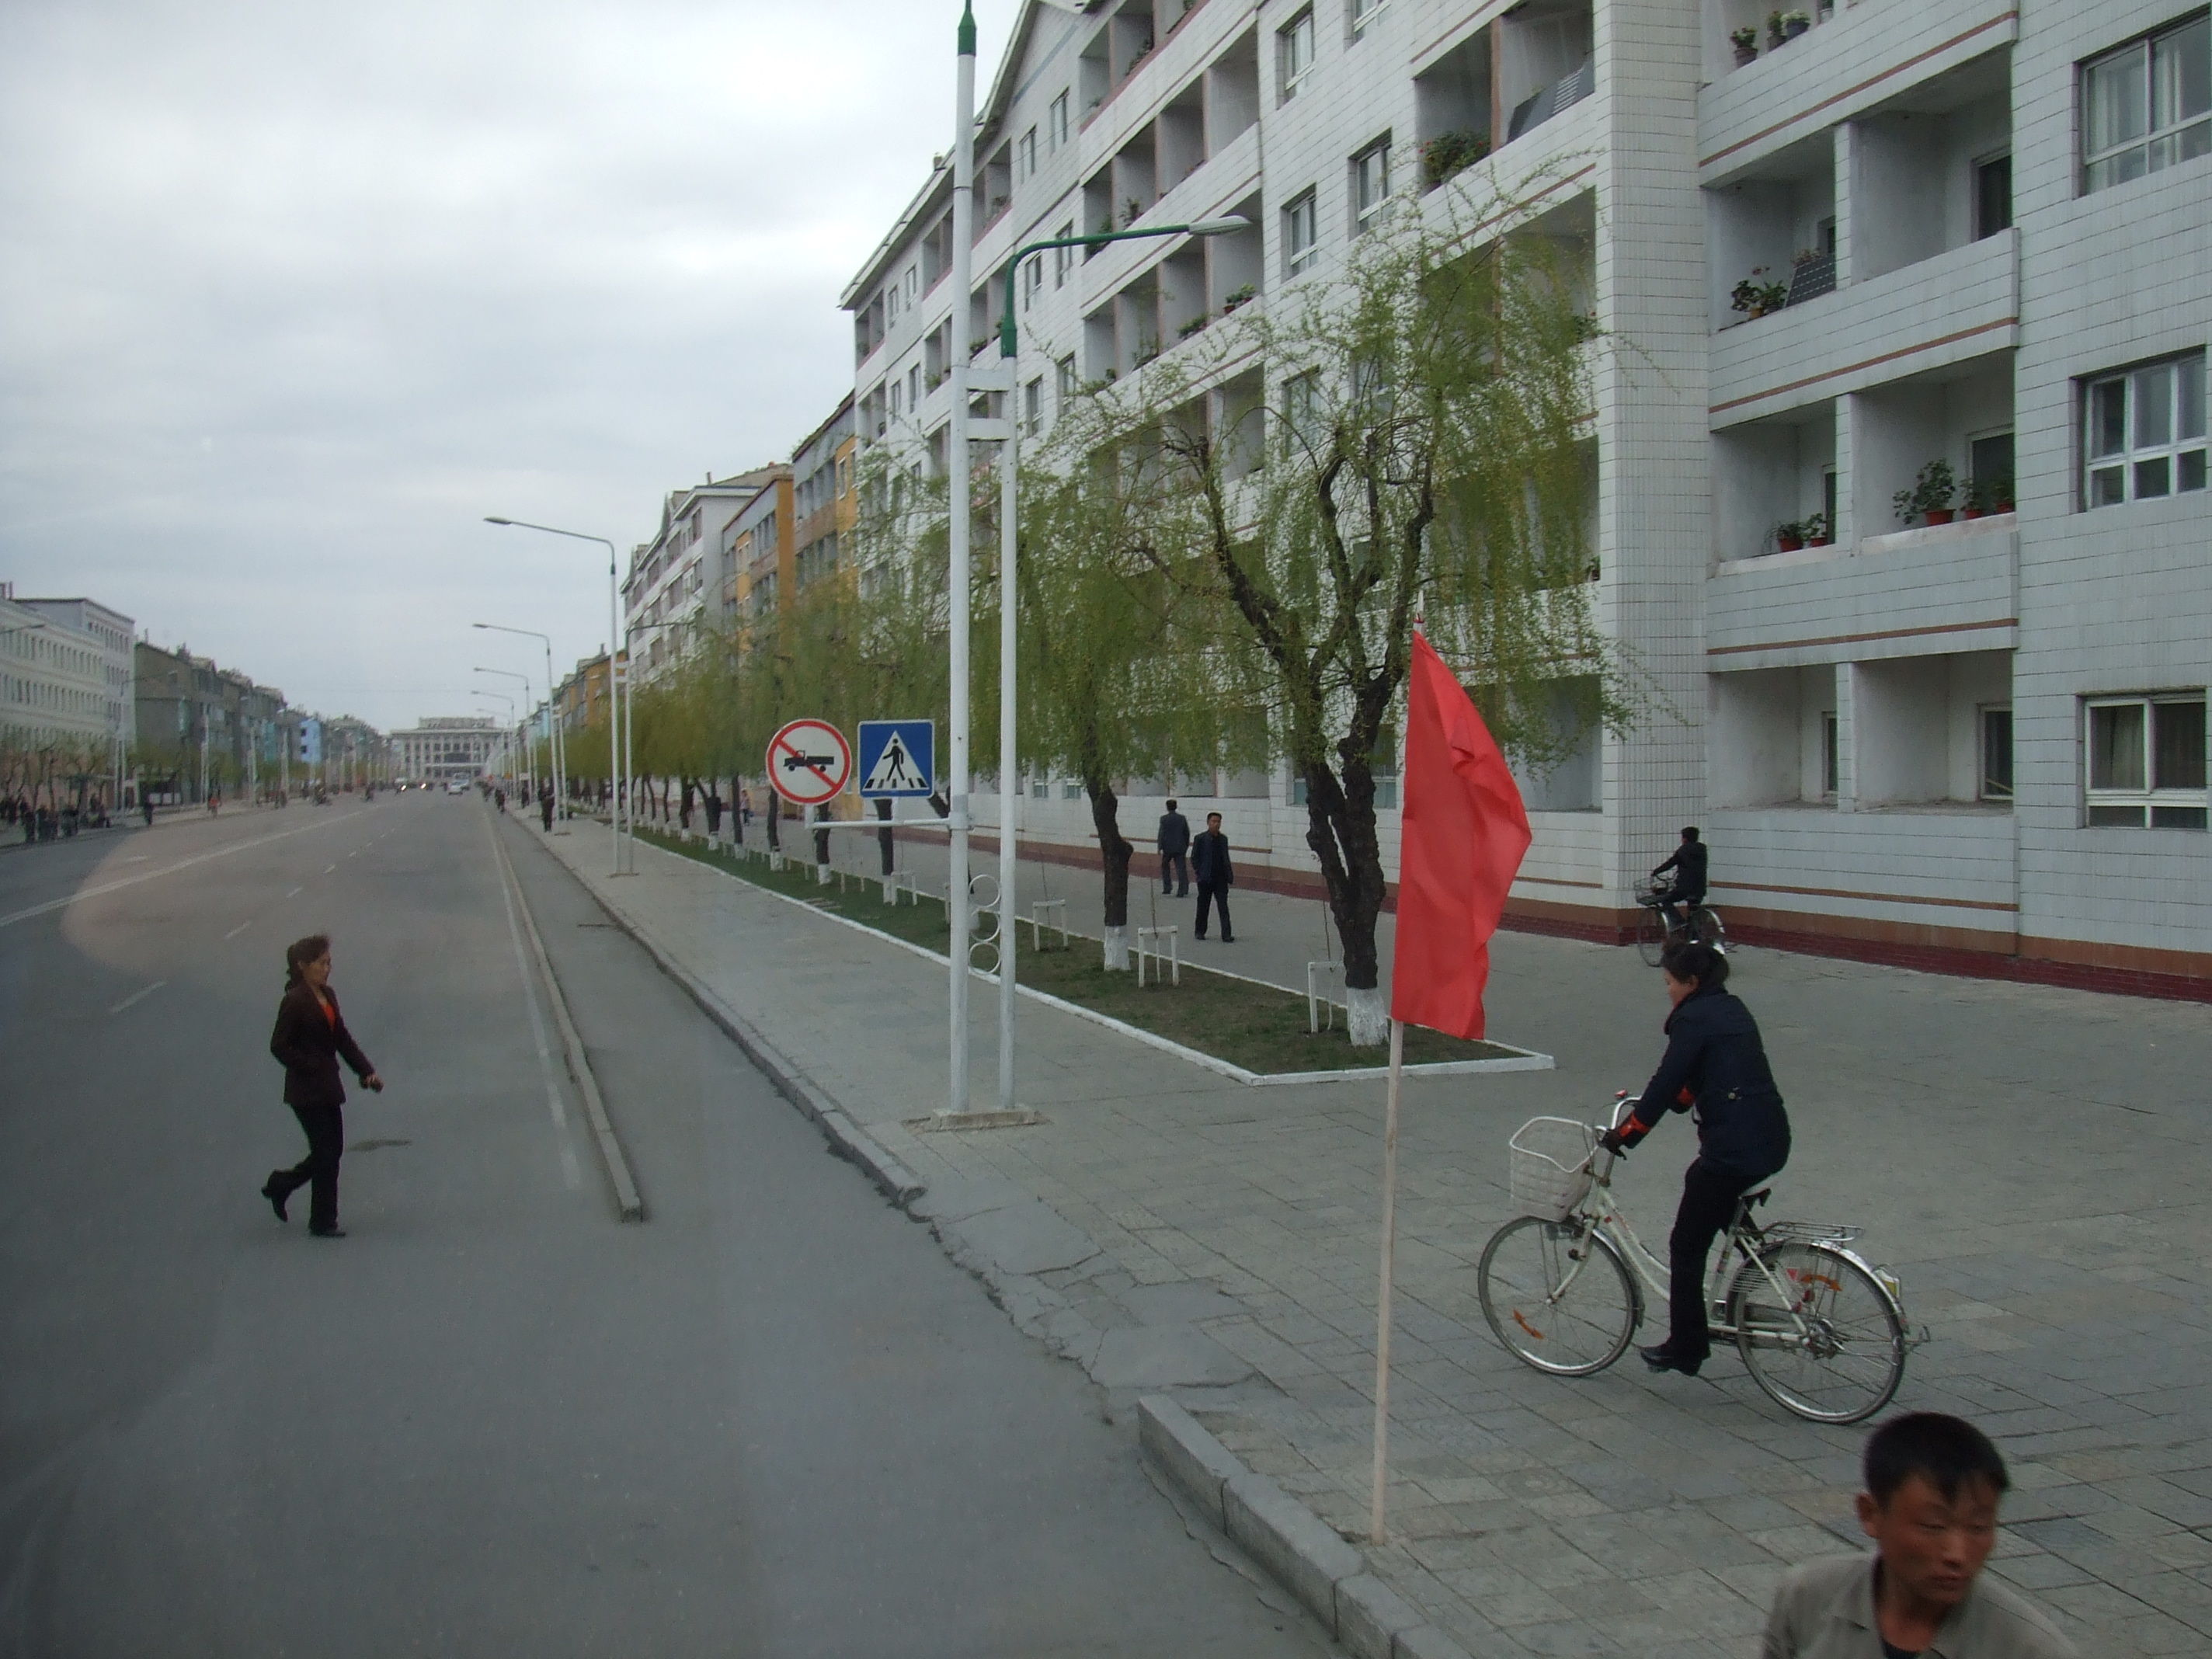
[
  {"left": 1599, "top": 939, "right": 1789, "bottom": 1376},
  {"left": 1651, "top": 826, "right": 1708, "bottom": 935}
]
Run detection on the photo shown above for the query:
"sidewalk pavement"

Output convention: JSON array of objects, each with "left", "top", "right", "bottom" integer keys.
[{"left": 530, "top": 819, "right": 2212, "bottom": 1657}]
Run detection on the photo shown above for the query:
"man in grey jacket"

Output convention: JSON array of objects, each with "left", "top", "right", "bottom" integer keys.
[{"left": 1763, "top": 1413, "right": 2074, "bottom": 1658}]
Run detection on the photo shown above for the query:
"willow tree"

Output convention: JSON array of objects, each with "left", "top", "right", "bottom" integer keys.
[{"left": 1077, "top": 188, "right": 1630, "bottom": 1042}]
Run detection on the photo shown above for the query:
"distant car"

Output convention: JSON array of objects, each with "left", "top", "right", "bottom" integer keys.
[{"left": 446, "top": 779, "right": 468, "bottom": 795}]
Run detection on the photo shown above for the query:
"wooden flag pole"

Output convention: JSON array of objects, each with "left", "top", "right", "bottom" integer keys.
[{"left": 1369, "top": 1017, "right": 1405, "bottom": 1544}]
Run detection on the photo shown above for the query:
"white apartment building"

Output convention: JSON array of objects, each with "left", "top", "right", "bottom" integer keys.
[
  {"left": 391, "top": 715, "right": 501, "bottom": 785},
  {"left": 842, "top": 0, "right": 2209, "bottom": 993},
  {"left": 1, "top": 584, "right": 134, "bottom": 791},
  {"left": 621, "top": 468, "right": 782, "bottom": 686}
]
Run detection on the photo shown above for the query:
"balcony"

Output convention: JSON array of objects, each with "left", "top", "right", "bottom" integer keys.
[
  {"left": 1706, "top": 512, "right": 2016, "bottom": 669},
  {"left": 1709, "top": 230, "right": 2015, "bottom": 425}
]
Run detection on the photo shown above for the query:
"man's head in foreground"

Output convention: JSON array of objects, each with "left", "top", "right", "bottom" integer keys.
[{"left": 1857, "top": 1412, "right": 2010, "bottom": 1613}]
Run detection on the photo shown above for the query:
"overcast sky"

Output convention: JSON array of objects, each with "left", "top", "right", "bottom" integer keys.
[{"left": 0, "top": 0, "right": 1016, "bottom": 732}]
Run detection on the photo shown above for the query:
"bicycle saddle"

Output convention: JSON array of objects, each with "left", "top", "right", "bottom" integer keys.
[{"left": 1738, "top": 1187, "right": 1772, "bottom": 1207}]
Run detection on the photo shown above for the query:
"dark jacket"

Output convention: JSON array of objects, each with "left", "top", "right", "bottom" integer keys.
[
  {"left": 1626, "top": 983, "right": 1788, "bottom": 1169},
  {"left": 1157, "top": 810, "right": 1191, "bottom": 857},
  {"left": 1191, "top": 829, "right": 1233, "bottom": 888},
  {"left": 1653, "top": 840, "right": 1708, "bottom": 899},
  {"left": 270, "top": 982, "right": 376, "bottom": 1109}
]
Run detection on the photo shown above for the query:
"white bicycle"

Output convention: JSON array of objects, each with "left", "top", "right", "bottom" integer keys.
[{"left": 1476, "top": 1096, "right": 1922, "bottom": 1424}]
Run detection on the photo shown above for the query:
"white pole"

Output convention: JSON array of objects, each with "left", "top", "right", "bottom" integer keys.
[
  {"left": 1370, "top": 1017, "right": 1404, "bottom": 1545},
  {"left": 944, "top": 1, "right": 976, "bottom": 1116},
  {"left": 997, "top": 383, "right": 1018, "bottom": 1112},
  {"left": 608, "top": 558, "right": 624, "bottom": 875}
]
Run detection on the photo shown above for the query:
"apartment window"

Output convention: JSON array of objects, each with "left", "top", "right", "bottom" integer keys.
[
  {"left": 889, "top": 380, "right": 903, "bottom": 419},
  {"left": 1974, "top": 152, "right": 2013, "bottom": 236},
  {"left": 1980, "top": 707, "right": 2014, "bottom": 801},
  {"left": 1050, "top": 91, "right": 1069, "bottom": 150},
  {"left": 1283, "top": 370, "right": 1321, "bottom": 447},
  {"left": 908, "top": 364, "right": 921, "bottom": 409},
  {"left": 1056, "top": 353, "right": 1078, "bottom": 403},
  {"left": 1278, "top": 9, "right": 1316, "bottom": 102},
  {"left": 886, "top": 283, "right": 899, "bottom": 323},
  {"left": 1063, "top": 780, "right": 1083, "bottom": 799},
  {"left": 2084, "top": 351, "right": 2207, "bottom": 505},
  {"left": 1349, "top": 0, "right": 1386, "bottom": 42},
  {"left": 1821, "top": 712, "right": 1840, "bottom": 798},
  {"left": 1053, "top": 221, "right": 1075, "bottom": 286},
  {"left": 1351, "top": 137, "right": 1392, "bottom": 231},
  {"left": 2086, "top": 694, "right": 2207, "bottom": 826},
  {"left": 1031, "top": 774, "right": 1049, "bottom": 798},
  {"left": 1023, "top": 255, "right": 1043, "bottom": 309},
  {"left": 1024, "top": 377, "right": 1042, "bottom": 436},
  {"left": 2081, "top": 14, "right": 2210, "bottom": 194},
  {"left": 1021, "top": 128, "right": 1038, "bottom": 181},
  {"left": 1283, "top": 187, "right": 1319, "bottom": 276},
  {"left": 1970, "top": 430, "right": 2015, "bottom": 506}
]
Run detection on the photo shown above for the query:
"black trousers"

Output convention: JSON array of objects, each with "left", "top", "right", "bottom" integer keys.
[
  {"left": 1195, "top": 882, "right": 1232, "bottom": 940},
  {"left": 273, "top": 1099, "right": 345, "bottom": 1231},
  {"left": 1667, "top": 1153, "right": 1782, "bottom": 1359},
  {"left": 1160, "top": 851, "right": 1188, "bottom": 894}
]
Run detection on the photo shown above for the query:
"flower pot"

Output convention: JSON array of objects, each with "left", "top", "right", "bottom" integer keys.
[
  {"left": 1783, "top": 18, "right": 1810, "bottom": 38},
  {"left": 1810, "top": 534, "right": 1834, "bottom": 547},
  {"left": 1961, "top": 506, "right": 1985, "bottom": 520},
  {"left": 1924, "top": 508, "right": 1956, "bottom": 526},
  {"left": 1777, "top": 534, "right": 1805, "bottom": 552},
  {"left": 1733, "top": 44, "right": 1758, "bottom": 65}
]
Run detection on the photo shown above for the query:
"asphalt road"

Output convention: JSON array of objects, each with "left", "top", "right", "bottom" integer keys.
[{"left": 0, "top": 798, "right": 1332, "bottom": 1657}]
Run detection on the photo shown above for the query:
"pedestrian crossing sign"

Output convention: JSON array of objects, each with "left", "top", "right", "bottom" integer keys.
[{"left": 857, "top": 720, "right": 934, "bottom": 798}]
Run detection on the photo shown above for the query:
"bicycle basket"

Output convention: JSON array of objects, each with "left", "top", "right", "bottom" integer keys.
[
  {"left": 1508, "top": 1117, "right": 1596, "bottom": 1221},
  {"left": 1633, "top": 876, "right": 1673, "bottom": 905}
]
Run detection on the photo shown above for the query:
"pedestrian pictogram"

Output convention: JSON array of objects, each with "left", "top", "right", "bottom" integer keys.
[
  {"left": 857, "top": 720, "right": 935, "bottom": 798},
  {"left": 767, "top": 718, "right": 851, "bottom": 806}
]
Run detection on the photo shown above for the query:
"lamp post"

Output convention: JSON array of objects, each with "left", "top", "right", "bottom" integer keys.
[
  {"left": 475, "top": 622, "right": 569, "bottom": 830},
  {"left": 978, "top": 214, "right": 1250, "bottom": 1116},
  {"left": 473, "top": 666, "right": 533, "bottom": 796},
  {"left": 484, "top": 517, "right": 626, "bottom": 873},
  {"left": 471, "top": 690, "right": 516, "bottom": 791}
]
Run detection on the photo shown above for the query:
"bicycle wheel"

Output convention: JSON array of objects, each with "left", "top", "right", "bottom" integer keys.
[
  {"left": 1689, "top": 906, "right": 1727, "bottom": 951},
  {"left": 1479, "top": 1216, "right": 1639, "bottom": 1376},
  {"left": 1633, "top": 905, "right": 1668, "bottom": 966},
  {"left": 1728, "top": 1243, "right": 1904, "bottom": 1423}
]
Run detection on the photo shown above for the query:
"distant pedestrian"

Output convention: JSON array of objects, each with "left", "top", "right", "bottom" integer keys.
[
  {"left": 1191, "top": 811, "right": 1234, "bottom": 942},
  {"left": 540, "top": 787, "right": 555, "bottom": 831},
  {"left": 1157, "top": 798, "right": 1191, "bottom": 896},
  {"left": 1762, "top": 1412, "right": 2075, "bottom": 1658},
  {"left": 493, "top": 787, "right": 506, "bottom": 813},
  {"left": 262, "top": 934, "right": 382, "bottom": 1239},
  {"left": 142, "top": 795, "right": 155, "bottom": 828},
  {"left": 704, "top": 791, "right": 723, "bottom": 836}
]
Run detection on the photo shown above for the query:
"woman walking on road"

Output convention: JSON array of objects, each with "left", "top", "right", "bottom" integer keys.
[{"left": 262, "top": 934, "right": 381, "bottom": 1237}]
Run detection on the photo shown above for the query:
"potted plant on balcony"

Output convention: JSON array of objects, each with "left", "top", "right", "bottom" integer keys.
[
  {"left": 1730, "top": 267, "right": 1789, "bottom": 320},
  {"left": 1775, "top": 517, "right": 1808, "bottom": 552},
  {"left": 1177, "top": 314, "right": 1209, "bottom": 340},
  {"left": 1893, "top": 459, "right": 1958, "bottom": 527},
  {"left": 1220, "top": 283, "right": 1256, "bottom": 315},
  {"left": 1782, "top": 10, "right": 1811, "bottom": 40},
  {"left": 1804, "top": 510, "right": 1832, "bottom": 547},
  {"left": 1963, "top": 468, "right": 2015, "bottom": 518},
  {"left": 1421, "top": 129, "right": 1490, "bottom": 188},
  {"left": 1766, "top": 10, "right": 1787, "bottom": 47},
  {"left": 1730, "top": 26, "right": 1759, "bottom": 65}
]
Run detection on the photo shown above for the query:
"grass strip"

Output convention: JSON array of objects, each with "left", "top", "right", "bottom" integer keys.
[{"left": 635, "top": 826, "right": 1515, "bottom": 1074}]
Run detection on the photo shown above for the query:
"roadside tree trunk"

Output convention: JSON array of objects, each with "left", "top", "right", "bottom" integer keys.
[{"left": 1088, "top": 781, "right": 1134, "bottom": 970}]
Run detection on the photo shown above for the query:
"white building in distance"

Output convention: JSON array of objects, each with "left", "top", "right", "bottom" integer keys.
[{"left": 391, "top": 715, "right": 502, "bottom": 786}]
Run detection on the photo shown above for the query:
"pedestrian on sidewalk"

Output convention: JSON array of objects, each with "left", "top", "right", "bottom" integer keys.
[
  {"left": 1156, "top": 798, "right": 1191, "bottom": 896},
  {"left": 1191, "top": 811, "right": 1234, "bottom": 942},
  {"left": 262, "top": 934, "right": 382, "bottom": 1238},
  {"left": 142, "top": 795, "right": 155, "bottom": 828},
  {"left": 1598, "top": 937, "right": 1788, "bottom": 1376},
  {"left": 540, "top": 785, "right": 555, "bottom": 832},
  {"left": 1762, "top": 1412, "right": 2074, "bottom": 1657}
]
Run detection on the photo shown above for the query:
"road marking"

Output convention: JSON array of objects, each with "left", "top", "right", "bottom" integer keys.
[
  {"left": 286, "top": 885, "right": 303, "bottom": 898},
  {"left": 0, "top": 811, "right": 367, "bottom": 934},
  {"left": 325, "top": 864, "right": 337, "bottom": 874},
  {"left": 108, "top": 980, "right": 167, "bottom": 1015},
  {"left": 224, "top": 920, "right": 252, "bottom": 939},
  {"left": 487, "top": 819, "right": 585, "bottom": 1193}
]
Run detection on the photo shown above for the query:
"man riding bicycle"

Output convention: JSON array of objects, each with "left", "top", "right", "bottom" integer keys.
[
  {"left": 1598, "top": 939, "right": 1789, "bottom": 1376},
  {"left": 1650, "top": 826, "right": 1708, "bottom": 936}
]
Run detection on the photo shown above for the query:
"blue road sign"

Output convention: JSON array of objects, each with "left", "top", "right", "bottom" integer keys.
[{"left": 857, "top": 719, "right": 934, "bottom": 798}]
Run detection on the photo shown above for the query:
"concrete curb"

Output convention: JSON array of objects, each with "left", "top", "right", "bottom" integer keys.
[
  {"left": 491, "top": 818, "right": 645, "bottom": 1222},
  {"left": 1137, "top": 1397, "right": 1474, "bottom": 1659},
  {"left": 515, "top": 828, "right": 925, "bottom": 1209}
]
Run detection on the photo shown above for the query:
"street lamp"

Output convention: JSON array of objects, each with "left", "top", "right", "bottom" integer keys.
[
  {"left": 474, "top": 622, "right": 569, "bottom": 830},
  {"left": 977, "top": 213, "right": 1250, "bottom": 1117},
  {"left": 473, "top": 666, "right": 533, "bottom": 797},
  {"left": 470, "top": 689, "right": 516, "bottom": 788},
  {"left": 484, "top": 517, "right": 626, "bottom": 875}
]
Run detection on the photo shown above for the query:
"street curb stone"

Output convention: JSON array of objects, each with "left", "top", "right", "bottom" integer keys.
[
  {"left": 514, "top": 828, "right": 926, "bottom": 1209},
  {"left": 1137, "top": 1396, "right": 1476, "bottom": 1659}
]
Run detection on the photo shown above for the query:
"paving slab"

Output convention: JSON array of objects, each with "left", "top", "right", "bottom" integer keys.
[{"left": 530, "top": 823, "right": 2212, "bottom": 1655}]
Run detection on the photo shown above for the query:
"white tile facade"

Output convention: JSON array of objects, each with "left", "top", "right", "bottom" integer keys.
[{"left": 842, "top": 0, "right": 2212, "bottom": 982}]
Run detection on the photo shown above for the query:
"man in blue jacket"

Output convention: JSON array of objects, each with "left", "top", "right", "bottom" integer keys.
[{"left": 1191, "top": 812, "right": 1234, "bottom": 942}]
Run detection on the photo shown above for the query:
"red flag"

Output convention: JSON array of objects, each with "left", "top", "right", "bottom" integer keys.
[{"left": 1389, "top": 632, "right": 1531, "bottom": 1040}]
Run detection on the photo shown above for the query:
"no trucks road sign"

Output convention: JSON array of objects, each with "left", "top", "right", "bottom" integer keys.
[{"left": 766, "top": 718, "right": 851, "bottom": 807}]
